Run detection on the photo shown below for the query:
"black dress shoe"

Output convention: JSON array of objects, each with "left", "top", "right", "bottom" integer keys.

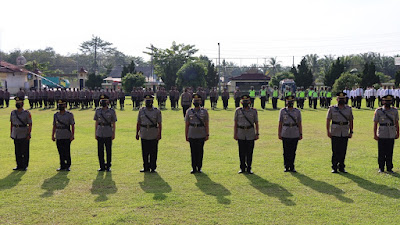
[
  {"left": 140, "top": 169, "right": 149, "bottom": 172},
  {"left": 20, "top": 167, "right": 27, "bottom": 171},
  {"left": 65, "top": 168, "right": 71, "bottom": 171},
  {"left": 190, "top": 170, "right": 197, "bottom": 174},
  {"left": 247, "top": 170, "right": 254, "bottom": 174},
  {"left": 339, "top": 169, "right": 347, "bottom": 173},
  {"left": 106, "top": 168, "right": 112, "bottom": 172},
  {"left": 284, "top": 168, "right": 290, "bottom": 172},
  {"left": 387, "top": 169, "right": 394, "bottom": 173},
  {"left": 238, "top": 170, "right": 244, "bottom": 174},
  {"left": 150, "top": 169, "right": 157, "bottom": 173},
  {"left": 331, "top": 169, "right": 338, "bottom": 173},
  {"left": 197, "top": 170, "right": 203, "bottom": 173},
  {"left": 13, "top": 167, "right": 20, "bottom": 171},
  {"left": 98, "top": 168, "right": 106, "bottom": 172},
  {"left": 378, "top": 169, "right": 384, "bottom": 173},
  {"left": 291, "top": 169, "right": 297, "bottom": 173}
]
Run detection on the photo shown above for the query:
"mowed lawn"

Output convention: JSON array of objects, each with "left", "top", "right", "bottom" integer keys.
[{"left": 1, "top": 97, "right": 400, "bottom": 224}]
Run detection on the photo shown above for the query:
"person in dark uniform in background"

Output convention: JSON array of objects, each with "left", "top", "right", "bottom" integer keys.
[
  {"left": 174, "top": 87, "right": 180, "bottom": 109},
  {"left": 131, "top": 88, "right": 137, "bottom": 110},
  {"left": 234, "top": 87, "right": 241, "bottom": 108},
  {"left": 118, "top": 89, "right": 125, "bottom": 110},
  {"left": 94, "top": 95, "right": 117, "bottom": 172},
  {"left": 373, "top": 95, "right": 399, "bottom": 173},
  {"left": 16, "top": 88, "right": 25, "bottom": 99},
  {"left": 326, "top": 92, "right": 354, "bottom": 173},
  {"left": 4, "top": 89, "right": 10, "bottom": 108},
  {"left": 0, "top": 87, "right": 4, "bottom": 108},
  {"left": 52, "top": 100, "right": 75, "bottom": 171},
  {"left": 221, "top": 87, "right": 229, "bottom": 110},
  {"left": 278, "top": 96, "right": 303, "bottom": 172},
  {"left": 10, "top": 97, "right": 32, "bottom": 171},
  {"left": 181, "top": 88, "right": 192, "bottom": 117},
  {"left": 136, "top": 95, "right": 162, "bottom": 173},
  {"left": 234, "top": 95, "right": 259, "bottom": 174},
  {"left": 169, "top": 87, "right": 176, "bottom": 109},
  {"left": 185, "top": 94, "right": 209, "bottom": 174}
]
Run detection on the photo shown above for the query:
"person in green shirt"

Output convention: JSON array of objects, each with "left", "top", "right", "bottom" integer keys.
[
  {"left": 249, "top": 86, "right": 256, "bottom": 108},
  {"left": 326, "top": 87, "right": 332, "bottom": 108},
  {"left": 272, "top": 86, "right": 279, "bottom": 109},
  {"left": 298, "top": 87, "right": 305, "bottom": 109},
  {"left": 260, "top": 85, "right": 267, "bottom": 109},
  {"left": 308, "top": 87, "right": 314, "bottom": 108}
]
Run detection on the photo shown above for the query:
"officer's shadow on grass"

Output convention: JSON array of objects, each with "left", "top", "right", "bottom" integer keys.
[
  {"left": 0, "top": 171, "right": 26, "bottom": 191},
  {"left": 291, "top": 172, "right": 353, "bottom": 203},
  {"left": 40, "top": 171, "right": 70, "bottom": 197},
  {"left": 91, "top": 172, "right": 118, "bottom": 202},
  {"left": 245, "top": 174, "right": 295, "bottom": 206},
  {"left": 341, "top": 173, "right": 400, "bottom": 199},
  {"left": 139, "top": 172, "right": 172, "bottom": 200},
  {"left": 194, "top": 173, "right": 231, "bottom": 205}
]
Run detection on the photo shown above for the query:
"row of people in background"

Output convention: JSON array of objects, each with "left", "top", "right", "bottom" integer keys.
[
  {"left": 0, "top": 87, "right": 11, "bottom": 108},
  {"left": 24, "top": 88, "right": 126, "bottom": 110},
  {"left": 9, "top": 92, "right": 398, "bottom": 175}
]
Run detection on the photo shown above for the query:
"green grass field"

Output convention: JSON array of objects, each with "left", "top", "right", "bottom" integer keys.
[{"left": 1, "top": 98, "right": 400, "bottom": 224}]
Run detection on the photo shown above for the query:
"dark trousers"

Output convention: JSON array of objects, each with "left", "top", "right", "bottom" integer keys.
[
  {"left": 56, "top": 139, "right": 71, "bottom": 169},
  {"left": 189, "top": 138, "right": 205, "bottom": 171},
  {"left": 308, "top": 97, "right": 312, "bottom": 108},
  {"left": 43, "top": 97, "right": 48, "bottom": 108},
  {"left": 313, "top": 98, "right": 317, "bottom": 109},
  {"left": 260, "top": 96, "right": 266, "bottom": 109},
  {"left": 183, "top": 105, "right": 190, "bottom": 117},
  {"left": 210, "top": 97, "right": 216, "bottom": 108},
  {"left": 250, "top": 98, "right": 255, "bottom": 107},
  {"left": 141, "top": 139, "right": 159, "bottom": 171},
  {"left": 222, "top": 98, "right": 228, "bottom": 109},
  {"left": 14, "top": 139, "right": 30, "bottom": 169},
  {"left": 97, "top": 137, "right": 112, "bottom": 169},
  {"left": 272, "top": 97, "right": 278, "bottom": 109},
  {"left": 396, "top": 97, "right": 400, "bottom": 108},
  {"left": 331, "top": 136, "right": 348, "bottom": 170},
  {"left": 0, "top": 98, "right": 3, "bottom": 107},
  {"left": 356, "top": 96, "right": 362, "bottom": 109},
  {"left": 326, "top": 98, "right": 331, "bottom": 108},
  {"left": 5, "top": 98, "right": 9, "bottom": 107},
  {"left": 131, "top": 97, "right": 136, "bottom": 109},
  {"left": 119, "top": 98, "right": 125, "bottom": 109},
  {"left": 170, "top": 97, "right": 175, "bottom": 108},
  {"left": 235, "top": 97, "right": 240, "bottom": 108},
  {"left": 378, "top": 138, "right": 394, "bottom": 171},
  {"left": 282, "top": 138, "right": 299, "bottom": 169},
  {"left": 238, "top": 139, "right": 254, "bottom": 171},
  {"left": 370, "top": 97, "right": 376, "bottom": 108}
]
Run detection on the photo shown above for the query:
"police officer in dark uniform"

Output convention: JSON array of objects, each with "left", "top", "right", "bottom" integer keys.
[
  {"left": 373, "top": 95, "right": 399, "bottom": 173},
  {"left": 185, "top": 94, "right": 209, "bottom": 174},
  {"left": 4, "top": 89, "right": 10, "bottom": 108},
  {"left": 136, "top": 95, "right": 162, "bottom": 173},
  {"left": 234, "top": 95, "right": 259, "bottom": 174},
  {"left": 118, "top": 89, "right": 125, "bottom": 110},
  {"left": 94, "top": 95, "right": 117, "bottom": 172},
  {"left": 326, "top": 92, "right": 354, "bottom": 173},
  {"left": 221, "top": 87, "right": 229, "bottom": 110},
  {"left": 52, "top": 100, "right": 75, "bottom": 171},
  {"left": 10, "top": 97, "right": 32, "bottom": 171},
  {"left": 278, "top": 96, "right": 303, "bottom": 172},
  {"left": 181, "top": 88, "right": 192, "bottom": 117}
]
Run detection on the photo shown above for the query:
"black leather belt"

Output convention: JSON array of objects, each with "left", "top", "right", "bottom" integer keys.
[
  {"left": 238, "top": 125, "right": 253, "bottom": 130},
  {"left": 99, "top": 123, "right": 111, "bottom": 127},
  {"left": 140, "top": 124, "right": 158, "bottom": 129},
  {"left": 189, "top": 123, "right": 204, "bottom": 127},
  {"left": 379, "top": 123, "right": 394, "bottom": 126},
  {"left": 13, "top": 124, "right": 27, "bottom": 127},
  {"left": 56, "top": 126, "right": 70, "bottom": 130},
  {"left": 332, "top": 121, "right": 348, "bottom": 125},
  {"left": 283, "top": 123, "right": 297, "bottom": 127}
]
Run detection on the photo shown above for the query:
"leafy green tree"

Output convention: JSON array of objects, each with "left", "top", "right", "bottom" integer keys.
[
  {"left": 395, "top": 70, "right": 400, "bottom": 87},
  {"left": 332, "top": 72, "right": 361, "bottom": 94},
  {"left": 270, "top": 72, "right": 295, "bottom": 87},
  {"left": 267, "top": 57, "right": 281, "bottom": 76},
  {"left": 361, "top": 62, "right": 379, "bottom": 88},
  {"left": 122, "top": 72, "right": 146, "bottom": 93},
  {"left": 294, "top": 58, "right": 314, "bottom": 88},
  {"left": 376, "top": 72, "right": 392, "bottom": 83},
  {"left": 80, "top": 35, "right": 116, "bottom": 73},
  {"left": 121, "top": 60, "right": 136, "bottom": 78},
  {"left": 199, "top": 56, "right": 218, "bottom": 88},
  {"left": 176, "top": 61, "right": 207, "bottom": 89},
  {"left": 86, "top": 73, "right": 104, "bottom": 89},
  {"left": 324, "top": 58, "right": 344, "bottom": 86},
  {"left": 144, "top": 42, "right": 198, "bottom": 89}
]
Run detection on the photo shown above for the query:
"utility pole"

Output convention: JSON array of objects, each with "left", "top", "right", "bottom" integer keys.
[
  {"left": 292, "top": 56, "right": 295, "bottom": 67},
  {"left": 218, "top": 43, "right": 221, "bottom": 92}
]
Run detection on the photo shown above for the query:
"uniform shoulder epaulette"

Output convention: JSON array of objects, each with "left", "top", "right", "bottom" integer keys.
[
  {"left": 153, "top": 107, "right": 158, "bottom": 110},
  {"left": 236, "top": 107, "right": 242, "bottom": 110}
]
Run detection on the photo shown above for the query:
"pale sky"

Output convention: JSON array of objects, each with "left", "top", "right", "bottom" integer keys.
[{"left": 0, "top": 0, "right": 399, "bottom": 66}]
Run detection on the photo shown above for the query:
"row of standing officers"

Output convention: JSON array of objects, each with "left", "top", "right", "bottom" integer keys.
[{"left": 9, "top": 91, "right": 398, "bottom": 175}]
